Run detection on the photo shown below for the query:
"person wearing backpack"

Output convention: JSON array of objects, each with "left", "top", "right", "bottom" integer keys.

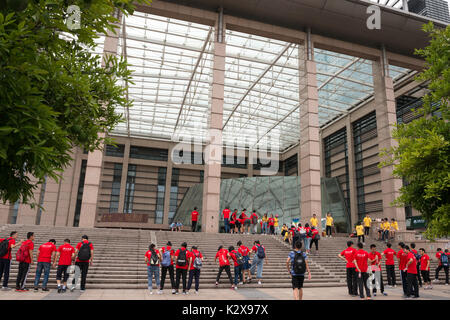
[
  {"left": 15, "top": 232, "right": 35, "bottom": 292},
  {"left": 174, "top": 242, "right": 190, "bottom": 294},
  {"left": 144, "top": 243, "right": 162, "bottom": 295},
  {"left": 410, "top": 243, "right": 422, "bottom": 288},
  {"left": 433, "top": 248, "right": 449, "bottom": 285},
  {"left": 0, "top": 231, "right": 22, "bottom": 291},
  {"left": 229, "top": 246, "right": 243, "bottom": 289},
  {"left": 250, "top": 240, "right": 268, "bottom": 285},
  {"left": 74, "top": 235, "right": 93, "bottom": 293},
  {"left": 286, "top": 240, "right": 311, "bottom": 300},
  {"left": 250, "top": 210, "right": 259, "bottom": 234},
  {"left": 33, "top": 239, "right": 57, "bottom": 292},
  {"left": 187, "top": 246, "right": 203, "bottom": 294},
  {"left": 214, "top": 245, "right": 234, "bottom": 289},
  {"left": 160, "top": 241, "right": 176, "bottom": 294}
]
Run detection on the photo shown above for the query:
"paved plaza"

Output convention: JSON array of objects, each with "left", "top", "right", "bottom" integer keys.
[{"left": 1, "top": 285, "right": 449, "bottom": 300}]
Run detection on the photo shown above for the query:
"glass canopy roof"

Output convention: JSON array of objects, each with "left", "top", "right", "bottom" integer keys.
[
  {"left": 368, "top": 0, "right": 405, "bottom": 9},
  {"left": 105, "top": 11, "right": 411, "bottom": 152}
]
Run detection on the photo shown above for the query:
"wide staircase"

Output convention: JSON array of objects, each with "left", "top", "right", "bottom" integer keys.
[{"left": 0, "top": 224, "right": 447, "bottom": 290}]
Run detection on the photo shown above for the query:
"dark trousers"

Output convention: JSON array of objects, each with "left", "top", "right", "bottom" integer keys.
[
  {"left": 75, "top": 262, "right": 89, "bottom": 290},
  {"left": 160, "top": 265, "right": 175, "bottom": 290},
  {"left": 421, "top": 270, "right": 431, "bottom": 283},
  {"left": 400, "top": 270, "right": 408, "bottom": 295},
  {"left": 357, "top": 272, "right": 371, "bottom": 298},
  {"left": 175, "top": 268, "right": 187, "bottom": 292},
  {"left": 435, "top": 265, "right": 449, "bottom": 283},
  {"left": 16, "top": 262, "right": 30, "bottom": 289},
  {"left": 382, "top": 230, "right": 389, "bottom": 241},
  {"left": 406, "top": 273, "right": 419, "bottom": 297},
  {"left": 34, "top": 262, "right": 51, "bottom": 289},
  {"left": 187, "top": 269, "right": 201, "bottom": 291},
  {"left": 372, "top": 271, "right": 385, "bottom": 293},
  {"left": 326, "top": 226, "right": 332, "bottom": 236},
  {"left": 234, "top": 265, "right": 243, "bottom": 285},
  {"left": 0, "top": 258, "right": 11, "bottom": 288},
  {"left": 192, "top": 221, "right": 197, "bottom": 232},
  {"left": 216, "top": 265, "right": 233, "bottom": 285},
  {"left": 311, "top": 238, "right": 319, "bottom": 251},
  {"left": 364, "top": 227, "right": 370, "bottom": 236},
  {"left": 357, "top": 235, "right": 365, "bottom": 243},
  {"left": 386, "top": 264, "right": 396, "bottom": 286},
  {"left": 416, "top": 264, "right": 422, "bottom": 286},
  {"left": 346, "top": 267, "right": 358, "bottom": 295}
]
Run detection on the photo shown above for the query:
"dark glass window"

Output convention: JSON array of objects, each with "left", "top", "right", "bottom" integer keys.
[
  {"left": 105, "top": 144, "right": 125, "bottom": 157},
  {"left": 73, "top": 159, "right": 88, "bottom": 227},
  {"left": 222, "top": 155, "right": 247, "bottom": 169},
  {"left": 284, "top": 154, "right": 298, "bottom": 176},
  {"left": 155, "top": 167, "right": 167, "bottom": 224},
  {"left": 168, "top": 168, "right": 180, "bottom": 224},
  {"left": 130, "top": 146, "right": 168, "bottom": 161},
  {"left": 109, "top": 163, "right": 123, "bottom": 213},
  {"left": 123, "top": 164, "right": 136, "bottom": 213},
  {"left": 35, "top": 176, "right": 47, "bottom": 225}
]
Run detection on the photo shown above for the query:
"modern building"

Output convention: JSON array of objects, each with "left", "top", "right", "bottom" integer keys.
[
  {"left": 0, "top": 0, "right": 448, "bottom": 234},
  {"left": 408, "top": 0, "right": 450, "bottom": 23}
]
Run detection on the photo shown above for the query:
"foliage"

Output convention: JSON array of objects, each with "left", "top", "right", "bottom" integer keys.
[
  {"left": 380, "top": 22, "right": 450, "bottom": 239},
  {"left": 0, "top": 0, "right": 151, "bottom": 205}
]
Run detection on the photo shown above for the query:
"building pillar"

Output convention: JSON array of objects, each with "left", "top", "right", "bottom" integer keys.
[
  {"left": 163, "top": 145, "right": 173, "bottom": 225},
  {"left": 299, "top": 38, "right": 322, "bottom": 225},
  {"left": 372, "top": 55, "right": 406, "bottom": 230},
  {"left": 16, "top": 177, "right": 41, "bottom": 225},
  {"left": 39, "top": 176, "right": 59, "bottom": 226},
  {"left": 346, "top": 115, "right": 358, "bottom": 227},
  {"left": 0, "top": 203, "right": 11, "bottom": 225},
  {"left": 201, "top": 18, "right": 225, "bottom": 233},
  {"left": 54, "top": 156, "right": 77, "bottom": 226}
]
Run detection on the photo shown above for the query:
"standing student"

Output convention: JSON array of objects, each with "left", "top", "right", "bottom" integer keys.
[
  {"left": 54, "top": 239, "right": 75, "bottom": 293},
  {"left": 338, "top": 241, "right": 358, "bottom": 296},
  {"left": 310, "top": 214, "right": 319, "bottom": 229},
  {"left": 304, "top": 223, "right": 312, "bottom": 254},
  {"left": 410, "top": 243, "right": 422, "bottom": 288},
  {"left": 368, "top": 244, "right": 387, "bottom": 296},
  {"left": 230, "top": 210, "right": 237, "bottom": 234},
  {"left": 268, "top": 215, "right": 275, "bottom": 235},
  {"left": 229, "top": 246, "right": 243, "bottom": 289},
  {"left": 403, "top": 245, "right": 419, "bottom": 298},
  {"left": 0, "top": 231, "right": 22, "bottom": 291},
  {"left": 310, "top": 227, "right": 320, "bottom": 253},
  {"left": 274, "top": 215, "right": 280, "bottom": 235},
  {"left": 74, "top": 235, "right": 94, "bottom": 293},
  {"left": 382, "top": 243, "right": 396, "bottom": 287},
  {"left": 174, "top": 242, "right": 190, "bottom": 294},
  {"left": 191, "top": 207, "right": 199, "bottom": 232},
  {"left": 261, "top": 214, "right": 268, "bottom": 235},
  {"left": 389, "top": 218, "right": 399, "bottom": 240},
  {"left": 287, "top": 241, "right": 311, "bottom": 300},
  {"left": 353, "top": 242, "right": 371, "bottom": 300},
  {"left": 145, "top": 243, "right": 162, "bottom": 295},
  {"left": 238, "top": 241, "right": 251, "bottom": 283},
  {"left": 33, "top": 239, "right": 56, "bottom": 292},
  {"left": 240, "top": 209, "right": 250, "bottom": 234},
  {"left": 250, "top": 240, "right": 268, "bottom": 285},
  {"left": 433, "top": 248, "right": 449, "bottom": 285},
  {"left": 325, "top": 212, "right": 333, "bottom": 237},
  {"left": 396, "top": 242, "right": 409, "bottom": 296},
  {"left": 356, "top": 222, "right": 365, "bottom": 244},
  {"left": 187, "top": 246, "right": 203, "bottom": 294},
  {"left": 160, "top": 241, "right": 176, "bottom": 294},
  {"left": 250, "top": 211, "right": 259, "bottom": 234},
  {"left": 15, "top": 232, "right": 35, "bottom": 292},
  {"left": 363, "top": 214, "right": 372, "bottom": 237},
  {"left": 222, "top": 207, "right": 231, "bottom": 233},
  {"left": 382, "top": 219, "right": 390, "bottom": 242},
  {"left": 214, "top": 245, "right": 234, "bottom": 289},
  {"left": 419, "top": 248, "right": 432, "bottom": 290}
]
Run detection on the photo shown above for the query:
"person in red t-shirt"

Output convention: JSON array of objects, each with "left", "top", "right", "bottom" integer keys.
[
  {"left": 54, "top": 239, "right": 75, "bottom": 293},
  {"left": 0, "top": 231, "right": 22, "bottom": 290},
  {"left": 338, "top": 241, "right": 358, "bottom": 296},
  {"left": 15, "top": 232, "right": 35, "bottom": 291},
  {"left": 403, "top": 246, "right": 419, "bottom": 298},
  {"left": 419, "top": 248, "right": 432, "bottom": 289},
  {"left": 74, "top": 235, "right": 94, "bottom": 292},
  {"left": 33, "top": 239, "right": 56, "bottom": 292},
  {"left": 382, "top": 242, "right": 397, "bottom": 287},
  {"left": 396, "top": 242, "right": 409, "bottom": 296},
  {"left": 214, "top": 245, "right": 234, "bottom": 289},
  {"left": 410, "top": 243, "right": 423, "bottom": 287},
  {"left": 187, "top": 246, "right": 203, "bottom": 294},
  {"left": 174, "top": 242, "right": 190, "bottom": 294},
  {"left": 160, "top": 241, "right": 176, "bottom": 294},
  {"left": 241, "top": 209, "right": 251, "bottom": 234},
  {"left": 250, "top": 241, "right": 268, "bottom": 285},
  {"left": 268, "top": 215, "right": 275, "bottom": 235},
  {"left": 237, "top": 241, "right": 251, "bottom": 283},
  {"left": 353, "top": 242, "right": 371, "bottom": 299},
  {"left": 249, "top": 211, "right": 259, "bottom": 234},
  {"left": 368, "top": 244, "right": 387, "bottom": 296},
  {"left": 145, "top": 243, "right": 162, "bottom": 294},
  {"left": 229, "top": 246, "right": 243, "bottom": 288},
  {"left": 310, "top": 227, "right": 320, "bottom": 253},
  {"left": 191, "top": 207, "right": 199, "bottom": 232},
  {"left": 222, "top": 207, "right": 231, "bottom": 233},
  {"left": 434, "top": 248, "right": 449, "bottom": 284}
]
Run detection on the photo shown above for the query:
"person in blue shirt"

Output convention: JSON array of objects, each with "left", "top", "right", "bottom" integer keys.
[{"left": 286, "top": 240, "right": 311, "bottom": 300}]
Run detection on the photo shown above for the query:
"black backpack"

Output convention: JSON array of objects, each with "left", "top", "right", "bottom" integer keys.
[
  {"left": 77, "top": 242, "right": 91, "bottom": 261},
  {"left": 177, "top": 249, "right": 187, "bottom": 267},
  {"left": 150, "top": 250, "right": 159, "bottom": 266},
  {"left": 234, "top": 251, "right": 244, "bottom": 265},
  {"left": 0, "top": 238, "right": 10, "bottom": 257},
  {"left": 256, "top": 245, "right": 265, "bottom": 259},
  {"left": 293, "top": 251, "right": 306, "bottom": 275}
]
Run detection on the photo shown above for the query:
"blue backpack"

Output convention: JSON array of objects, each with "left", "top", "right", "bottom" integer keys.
[
  {"left": 161, "top": 249, "right": 172, "bottom": 267},
  {"left": 441, "top": 253, "right": 449, "bottom": 267}
]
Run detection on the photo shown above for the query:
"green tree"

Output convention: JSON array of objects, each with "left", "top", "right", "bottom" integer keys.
[
  {"left": 380, "top": 22, "right": 450, "bottom": 239},
  {"left": 0, "top": 0, "right": 150, "bottom": 205}
]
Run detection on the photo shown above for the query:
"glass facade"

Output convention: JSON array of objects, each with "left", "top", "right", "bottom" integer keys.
[
  {"left": 109, "top": 163, "right": 123, "bottom": 213},
  {"left": 168, "top": 168, "right": 179, "bottom": 224},
  {"left": 173, "top": 176, "right": 350, "bottom": 232},
  {"left": 105, "top": 144, "right": 125, "bottom": 157},
  {"left": 73, "top": 159, "right": 87, "bottom": 227},
  {"left": 35, "top": 176, "right": 47, "bottom": 225},
  {"left": 154, "top": 167, "right": 167, "bottom": 224},
  {"left": 123, "top": 164, "right": 136, "bottom": 213},
  {"left": 129, "top": 146, "right": 168, "bottom": 161}
]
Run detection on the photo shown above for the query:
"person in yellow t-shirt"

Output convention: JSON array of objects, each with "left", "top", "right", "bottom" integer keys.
[
  {"left": 310, "top": 214, "right": 319, "bottom": 228},
  {"left": 363, "top": 214, "right": 372, "bottom": 237},
  {"left": 389, "top": 218, "right": 399, "bottom": 240},
  {"left": 356, "top": 222, "right": 365, "bottom": 244},
  {"left": 274, "top": 215, "right": 280, "bottom": 235},
  {"left": 326, "top": 212, "right": 333, "bottom": 238},
  {"left": 381, "top": 218, "right": 390, "bottom": 242}
]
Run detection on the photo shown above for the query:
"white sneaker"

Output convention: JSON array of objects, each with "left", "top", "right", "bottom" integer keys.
[
  {"left": 239, "top": 282, "right": 243, "bottom": 285},
  {"left": 149, "top": 290, "right": 153, "bottom": 295},
  {"left": 234, "top": 286, "right": 238, "bottom": 290},
  {"left": 172, "top": 289, "right": 176, "bottom": 294},
  {"left": 446, "top": 283, "right": 449, "bottom": 286},
  {"left": 258, "top": 281, "right": 262, "bottom": 285},
  {"left": 195, "top": 290, "right": 199, "bottom": 294},
  {"left": 432, "top": 279, "right": 439, "bottom": 283},
  {"left": 157, "top": 290, "right": 163, "bottom": 294}
]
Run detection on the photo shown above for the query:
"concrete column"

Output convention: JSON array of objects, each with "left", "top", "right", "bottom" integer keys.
[
  {"left": 163, "top": 145, "right": 173, "bottom": 225},
  {"left": 346, "top": 115, "right": 358, "bottom": 228},
  {"left": 118, "top": 141, "right": 130, "bottom": 213},
  {"left": 0, "top": 203, "right": 11, "bottom": 225},
  {"left": 54, "top": 156, "right": 77, "bottom": 226},
  {"left": 66, "top": 149, "right": 83, "bottom": 227},
  {"left": 201, "top": 24, "right": 225, "bottom": 233},
  {"left": 39, "top": 176, "right": 59, "bottom": 226},
  {"left": 372, "top": 59, "right": 406, "bottom": 230},
  {"left": 299, "top": 43, "right": 322, "bottom": 224},
  {"left": 16, "top": 177, "right": 41, "bottom": 225}
]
